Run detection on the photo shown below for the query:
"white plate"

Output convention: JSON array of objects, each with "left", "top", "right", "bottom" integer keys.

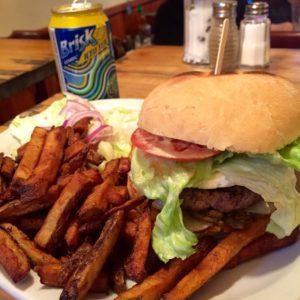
[{"left": 0, "top": 99, "right": 299, "bottom": 300}]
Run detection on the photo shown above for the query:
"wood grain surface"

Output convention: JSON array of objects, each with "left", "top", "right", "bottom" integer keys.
[
  {"left": 1, "top": 45, "right": 300, "bottom": 133},
  {"left": 116, "top": 45, "right": 300, "bottom": 98},
  {"left": 0, "top": 39, "right": 55, "bottom": 100},
  {"left": 0, "top": 44, "right": 300, "bottom": 132}
]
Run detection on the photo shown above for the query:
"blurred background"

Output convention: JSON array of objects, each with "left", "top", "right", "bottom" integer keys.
[
  {"left": 0, "top": 0, "right": 166, "bottom": 38},
  {"left": 0, "top": 0, "right": 298, "bottom": 38},
  {"left": 0, "top": 0, "right": 128, "bottom": 37}
]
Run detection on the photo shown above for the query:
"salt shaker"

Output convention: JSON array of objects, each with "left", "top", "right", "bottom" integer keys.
[
  {"left": 240, "top": 2, "right": 270, "bottom": 68},
  {"left": 209, "top": 0, "right": 239, "bottom": 73},
  {"left": 183, "top": 0, "right": 213, "bottom": 65}
]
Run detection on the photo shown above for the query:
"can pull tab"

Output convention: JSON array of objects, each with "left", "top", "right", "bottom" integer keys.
[{"left": 71, "top": 0, "right": 92, "bottom": 10}]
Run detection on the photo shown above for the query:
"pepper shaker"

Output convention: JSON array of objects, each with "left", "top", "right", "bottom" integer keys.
[
  {"left": 209, "top": 0, "right": 239, "bottom": 73},
  {"left": 240, "top": 2, "right": 270, "bottom": 68}
]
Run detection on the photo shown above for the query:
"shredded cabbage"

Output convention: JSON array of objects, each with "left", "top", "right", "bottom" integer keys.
[
  {"left": 98, "top": 107, "right": 139, "bottom": 160},
  {"left": 9, "top": 98, "right": 67, "bottom": 145},
  {"left": 8, "top": 96, "right": 139, "bottom": 164}
]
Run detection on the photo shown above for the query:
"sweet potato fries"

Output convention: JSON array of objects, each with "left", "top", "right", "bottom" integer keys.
[
  {"left": 20, "top": 127, "right": 67, "bottom": 201},
  {"left": 164, "top": 217, "right": 269, "bottom": 299},
  {"left": 11, "top": 127, "right": 47, "bottom": 191},
  {"left": 0, "top": 122, "right": 298, "bottom": 300},
  {"left": 61, "top": 211, "right": 124, "bottom": 300},
  {"left": 34, "top": 170, "right": 100, "bottom": 251},
  {"left": 124, "top": 207, "right": 152, "bottom": 282},
  {"left": 0, "top": 228, "right": 30, "bottom": 283},
  {"left": 0, "top": 123, "right": 155, "bottom": 298}
]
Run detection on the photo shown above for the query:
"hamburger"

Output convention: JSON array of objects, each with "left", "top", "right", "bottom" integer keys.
[{"left": 129, "top": 73, "right": 300, "bottom": 263}]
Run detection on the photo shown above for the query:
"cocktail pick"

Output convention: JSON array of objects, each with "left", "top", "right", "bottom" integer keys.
[{"left": 214, "top": 18, "right": 230, "bottom": 75}]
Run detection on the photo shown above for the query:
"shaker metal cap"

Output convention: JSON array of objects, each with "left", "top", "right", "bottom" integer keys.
[
  {"left": 245, "top": 1, "right": 269, "bottom": 15},
  {"left": 213, "top": 0, "right": 237, "bottom": 18}
]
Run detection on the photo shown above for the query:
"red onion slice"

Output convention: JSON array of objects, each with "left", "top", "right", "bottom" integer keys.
[
  {"left": 60, "top": 94, "right": 110, "bottom": 144},
  {"left": 67, "top": 111, "right": 104, "bottom": 127},
  {"left": 86, "top": 125, "right": 113, "bottom": 144},
  {"left": 62, "top": 120, "right": 69, "bottom": 127},
  {"left": 60, "top": 95, "right": 105, "bottom": 127},
  {"left": 60, "top": 100, "right": 93, "bottom": 117},
  {"left": 64, "top": 93, "right": 92, "bottom": 109}
]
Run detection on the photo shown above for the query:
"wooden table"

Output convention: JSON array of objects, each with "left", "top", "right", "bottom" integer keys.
[
  {"left": 2, "top": 41, "right": 300, "bottom": 100},
  {"left": 116, "top": 46, "right": 300, "bottom": 99},
  {"left": 0, "top": 45, "right": 299, "bottom": 133},
  {"left": 0, "top": 39, "right": 55, "bottom": 100},
  {"left": 0, "top": 39, "right": 58, "bottom": 123}
]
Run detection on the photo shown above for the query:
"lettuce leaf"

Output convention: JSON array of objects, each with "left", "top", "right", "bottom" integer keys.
[
  {"left": 213, "top": 151, "right": 234, "bottom": 164},
  {"left": 98, "top": 107, "right": 139, "bottom": 161},
  {"left": 131, "top": 149, "right": 300, "bottom": 262},
  {"left": 131, "top": 149, "right": 211, "bottom": 262},
  {"left": 278, "top": 138, "right": 300, "bottom": 171},
  {"left": 217, "top": 155, "right": 300, "bottom": 238}
]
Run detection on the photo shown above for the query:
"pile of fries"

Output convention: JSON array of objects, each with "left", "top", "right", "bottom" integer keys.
[{"left": 0, "top": 120, "right": 298, "bottom": 300}]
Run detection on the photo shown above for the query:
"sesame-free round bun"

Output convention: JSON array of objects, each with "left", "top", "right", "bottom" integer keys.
[{"left": 138, "top": 73, "right": 300, "bottom": 153}]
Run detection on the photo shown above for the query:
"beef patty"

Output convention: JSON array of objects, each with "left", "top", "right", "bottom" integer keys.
[{"left": 181, "top": 186, "right": 262, "bottom": 213}]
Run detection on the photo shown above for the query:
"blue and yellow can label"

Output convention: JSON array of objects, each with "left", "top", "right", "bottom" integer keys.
[{"left": 50, "top": 21, "right": 119, "bottom": 100}]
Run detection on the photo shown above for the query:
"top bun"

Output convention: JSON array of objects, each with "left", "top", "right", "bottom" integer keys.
[{"left": 138, "top": 73, "right": 300, "bottom": 153}]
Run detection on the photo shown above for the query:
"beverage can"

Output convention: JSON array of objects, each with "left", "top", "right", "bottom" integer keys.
[{"left": 49, "top": 2, "right": 119, "bottom": 100}]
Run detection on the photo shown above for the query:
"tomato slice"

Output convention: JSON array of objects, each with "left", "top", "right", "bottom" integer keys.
[{"left": 131, "top": 128, "right": 220, "bottom": 162}]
